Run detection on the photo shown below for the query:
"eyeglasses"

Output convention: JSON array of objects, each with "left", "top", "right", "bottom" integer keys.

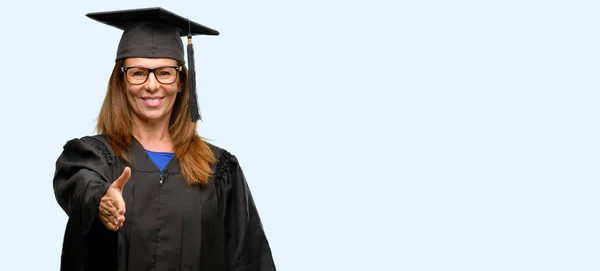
[{"left": 121, "top": 66, "right": 183, "bottom": 85}]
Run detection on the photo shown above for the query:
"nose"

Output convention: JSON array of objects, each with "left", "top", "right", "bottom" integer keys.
[{"left": 144, "top": 72, "right": 160, "bottom": 92}]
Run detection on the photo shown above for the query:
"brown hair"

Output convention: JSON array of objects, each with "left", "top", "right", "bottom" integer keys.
[{"left": 96, "top": 59, "right": 215, "bottom": 185}]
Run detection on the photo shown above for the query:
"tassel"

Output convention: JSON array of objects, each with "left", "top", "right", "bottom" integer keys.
[{"left": 187, "top": 33, "right": 201, "bottom": 122}]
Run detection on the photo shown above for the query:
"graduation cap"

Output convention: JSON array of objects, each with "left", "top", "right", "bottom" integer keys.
[{"left": 86, "top": 7, "right": 219, "bottom": 122}]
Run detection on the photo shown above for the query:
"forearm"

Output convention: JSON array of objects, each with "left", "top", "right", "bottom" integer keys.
[
  {"left": 54, "top": 167, "right": 111, "bottom": 233},
  {"left": 53, "top": 138, "right": 113, "bottom": 234}
]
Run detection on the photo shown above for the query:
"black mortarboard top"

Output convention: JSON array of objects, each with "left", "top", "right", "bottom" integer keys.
[{"left": 86, "top": 7, "right": 219, "bottom": 122}]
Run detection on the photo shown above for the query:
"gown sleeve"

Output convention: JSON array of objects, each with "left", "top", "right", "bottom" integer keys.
[
  {"left": 223, "top": 153, "right": 277, "bottom": 271},
  {"left": 53, "top": 137, "right": 113, "bottom": 235}
]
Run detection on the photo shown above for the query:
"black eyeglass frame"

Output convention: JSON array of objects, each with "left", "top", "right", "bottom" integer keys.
[{"left": 121, "top": 66, "right": 183, "bottom": 85}]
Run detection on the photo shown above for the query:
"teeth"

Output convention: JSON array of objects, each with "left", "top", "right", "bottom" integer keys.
[{"left": 142, "top": 98, "right": 160, "bottom": 105}]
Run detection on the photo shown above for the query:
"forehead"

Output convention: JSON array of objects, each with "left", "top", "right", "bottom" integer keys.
[{"left": 124, "top": 57, "right": 178, "bottom": 67}]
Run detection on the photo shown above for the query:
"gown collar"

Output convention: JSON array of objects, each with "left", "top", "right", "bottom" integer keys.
[{"left": 130, "top": 135, "right": 181, "bottom": 174}]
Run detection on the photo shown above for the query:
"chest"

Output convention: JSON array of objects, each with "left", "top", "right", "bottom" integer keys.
[{"left": 122, "top": 170, "right": 218, "bottom": 228}]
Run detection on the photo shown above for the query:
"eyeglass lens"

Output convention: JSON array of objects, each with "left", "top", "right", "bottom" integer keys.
[{"left": 126, "top": 67, "right": 178, "bottom": 84}]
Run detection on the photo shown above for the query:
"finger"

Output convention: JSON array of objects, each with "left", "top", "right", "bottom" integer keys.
[
  {"left": 113, "top": 196, "right": 126, "bottom": 215},
  {"left": 99, "top": 200, "right": 119, "bottom": 217},
  {"left": 106, "top": 221, "right": 119, "bottom": 231},
  {"left": 99, "top": 202, "right": 122, "bottom": 227},
  {"left": 112, "top": 167, "right": 131, "bottom": 191},
  {"left": 99, "top": 212, "right": 119, "bottom": 227},
  {"left": 114, "top": 217, "right": 125, "bottom": 230},
  {"left": 102, "top": 215, "right": 121, "bottom": 231},
  {"left": 99, "top": 207, "right": 113, "bottom": 218},
  {"left": 100, "top": 216, "right": 117, "bottom": 231},
  {"left": 107, "top": 200, "right": 120, "bottom": 217},
  {"left": 113, "top": 209, "right": 122, "bottom": 223},
  {"left": 116, "top": 217, "right": 125, "bottom": 229}
]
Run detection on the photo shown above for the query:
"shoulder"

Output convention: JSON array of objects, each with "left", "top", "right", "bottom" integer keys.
[
  {"left": 55, "top": 134, "right": 115, "bottom": 181},
  {"left": 62, "top": 134, "right": 107, "bottom": 146},
  {"left": 205, "top": 141, "right": 239, "bottom": 166},
  {"left": 59, "top": 134, "right": 114, "bottom": 163},
  {"left": 80, "top": 134, "right": 114, "bottom": 162},
  {"left": 204, "top": 141, "right": 244, "bottom": 183}
]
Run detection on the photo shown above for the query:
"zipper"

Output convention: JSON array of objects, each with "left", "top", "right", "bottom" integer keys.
[{"left": 156, "top": 171, "right": 163, "bottom": 264}]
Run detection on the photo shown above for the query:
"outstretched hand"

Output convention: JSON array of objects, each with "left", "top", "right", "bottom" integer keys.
[{"left": 98, "top": 167, "right": 131, "bottom": 231}]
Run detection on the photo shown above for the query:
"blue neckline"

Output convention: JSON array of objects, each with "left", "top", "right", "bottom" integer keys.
[
  {"left": 145, "top": 150, "right": 175, "bottom": 173},
  {"left": 146, "top": 150, "right": 175, "bottom": 155}
]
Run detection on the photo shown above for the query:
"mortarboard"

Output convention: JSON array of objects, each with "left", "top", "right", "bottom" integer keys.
[{"left": 86, "top": 7, "right": 219, "bottom": 122}]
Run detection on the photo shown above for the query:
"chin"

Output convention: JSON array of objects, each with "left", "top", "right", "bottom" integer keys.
[{"left": 137, "top": 111, "right": 170, "bottom": 123}]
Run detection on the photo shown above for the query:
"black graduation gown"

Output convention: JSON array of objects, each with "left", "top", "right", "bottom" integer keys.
[{"left": 53, "top": 135, "right": 276, "bottom": 271}]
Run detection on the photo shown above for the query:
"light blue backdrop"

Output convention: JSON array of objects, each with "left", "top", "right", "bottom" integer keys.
[{"left": 0, "top": 0, "right": 598, "bottom": 270}]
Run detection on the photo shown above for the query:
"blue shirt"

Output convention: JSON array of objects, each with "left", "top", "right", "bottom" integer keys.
[{"left": 146, "top": 150, "right": 174, "bottom": 173}]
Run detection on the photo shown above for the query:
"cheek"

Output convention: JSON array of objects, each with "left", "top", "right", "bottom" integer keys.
[
  {"left": 124, "top": 85, "right": 140, "bottom": 105},
  {"left": 166, "top": 85, "right": 181, "bottom": 97},
  {"left": 125, "top": 84, "right": 137, "bottom": 96}
]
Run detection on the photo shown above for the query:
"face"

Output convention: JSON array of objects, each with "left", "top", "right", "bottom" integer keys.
[{"left": 123, "top": 58, "right": 181, "bottom": 125}]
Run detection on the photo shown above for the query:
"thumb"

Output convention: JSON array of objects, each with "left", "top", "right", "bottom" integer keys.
[{"left": 112, "top": 167, "right": 131, "bottom": 191}]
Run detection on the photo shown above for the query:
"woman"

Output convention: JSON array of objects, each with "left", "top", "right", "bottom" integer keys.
[{"left": 52, "top": 7, "right": 276, "bottom": 271}]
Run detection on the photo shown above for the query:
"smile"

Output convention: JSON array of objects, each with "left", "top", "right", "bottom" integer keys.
[{"left": 140, "top": 96, "right": 164, "bottom": 107}]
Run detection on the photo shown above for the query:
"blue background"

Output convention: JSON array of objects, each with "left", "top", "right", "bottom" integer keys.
[{"left": 0, "top": 0, "right": 598, "bottom": 270}]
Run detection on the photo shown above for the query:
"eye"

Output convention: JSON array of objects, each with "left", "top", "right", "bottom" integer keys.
[
  {"left": 157, "top": 69, "right": 174, "bottom": 77},
  {"left": 128, "top": 68, "right": 148, "bottom": 78}
]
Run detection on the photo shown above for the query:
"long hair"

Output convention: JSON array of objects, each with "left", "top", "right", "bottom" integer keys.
[{"left": 96, "top": 59, "right": 215, "bottom": 185}]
